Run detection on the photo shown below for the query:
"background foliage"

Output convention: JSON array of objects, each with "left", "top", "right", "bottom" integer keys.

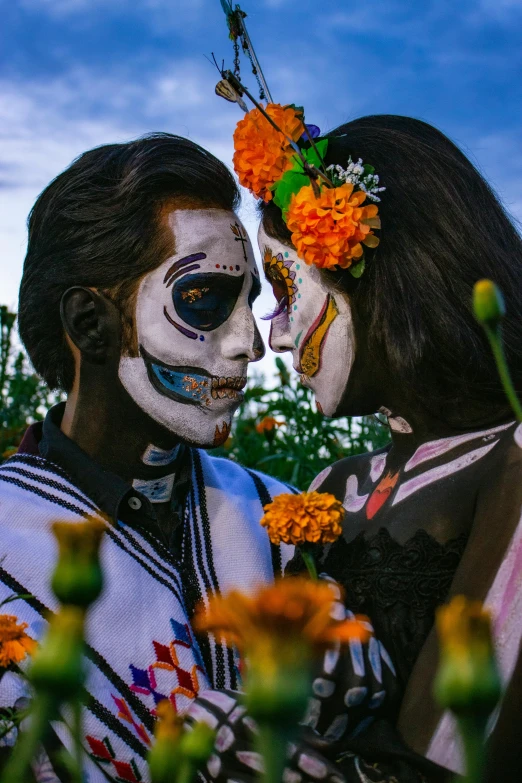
[
  {"left": 0, "top": 307, "right": 61, "bottom": 460},
  {"left": 211, "top": 358, "right": 390, "bottom": 489},
  {"left": 0, "top": 309, "right": 390, "bottom": 484}
]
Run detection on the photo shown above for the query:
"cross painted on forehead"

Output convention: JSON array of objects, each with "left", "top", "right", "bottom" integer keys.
[{"left": 230, "top": 221, "right": 249, "bottom": 264}]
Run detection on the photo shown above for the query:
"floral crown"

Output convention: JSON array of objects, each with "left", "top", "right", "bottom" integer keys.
[{"left": 213, "top": 3, "right": 384, "bottom": 276}]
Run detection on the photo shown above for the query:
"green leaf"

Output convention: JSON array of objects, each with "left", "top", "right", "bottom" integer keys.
[
  {"left": 302, "top": 139, "right": 328, "bottom": 169},
  {"left": 349, "top": 257, "right": 366, "bottom": 278},
  {"left": 273, "top": 170, "right": 310, "bottom": 215},
  {"left": 363, "top": 164, "right": 375, "bottom": 175}
]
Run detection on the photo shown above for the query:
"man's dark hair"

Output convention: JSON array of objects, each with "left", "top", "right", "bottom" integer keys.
[
  {"left": 18, "top": 133, "right": 240, "bottom": 392},
  {"left": 261, "top": 115, "right": 522, "bottom": 423}
]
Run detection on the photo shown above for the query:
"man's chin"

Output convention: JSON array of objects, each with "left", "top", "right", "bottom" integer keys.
[{"left": 147, "top": 409, "right": 234, "bottom": 450}]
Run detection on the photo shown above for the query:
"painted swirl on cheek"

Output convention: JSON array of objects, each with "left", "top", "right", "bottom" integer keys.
[{"left": 299, "top": 294, "right": 339, "bottom": 377}]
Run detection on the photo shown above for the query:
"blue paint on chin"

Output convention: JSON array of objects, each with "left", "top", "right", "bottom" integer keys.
[{"left": 151, "top": 363, "right": 210, "bottom": 402}]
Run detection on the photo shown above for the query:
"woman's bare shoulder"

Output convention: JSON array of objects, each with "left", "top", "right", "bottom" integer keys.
[{"left": 308, "top": 444, "right": 391, "bottom": 493}]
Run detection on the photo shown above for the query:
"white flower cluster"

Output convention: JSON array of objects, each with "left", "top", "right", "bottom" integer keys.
[{"left": 326, "top": 157, "right": 386, "bottom": 202}]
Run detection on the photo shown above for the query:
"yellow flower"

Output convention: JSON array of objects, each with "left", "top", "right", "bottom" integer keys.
[
  {"left": 154, "top": 699, "right": 184, "bottom": 743},
  {"left": 286, "top": 182, "right": 380, "bottom": 270},
  {"left": 194, "top": 577, "right": 368, "bottom": 656},
  {"left": 233, "top": 103, "right": 305, "bottom": 202},
  {"left": 260, "top": 491, "right": 344, "bottom": 546},
  {"left": 434, "top": 595, "right": 501, "bottom": 715},
  {"left": 0, "top": 614, "right": 37, "bottom": 667}
]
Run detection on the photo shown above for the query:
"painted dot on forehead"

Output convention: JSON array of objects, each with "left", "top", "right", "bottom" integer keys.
[
  {"left": 236, "top": 265, "right": 240, "bottom": 271},
  {"left": 199, "top": 335, "right": 205, "bottom": 341},
  {"left": 298, "top": 278, "right": 302, "bottom": 284},
  {"left": 296, "top": 263, "right": 301, "bottom": 270},
  {"left": 284, "top": 252, "right": 289, "bottom": 258}
]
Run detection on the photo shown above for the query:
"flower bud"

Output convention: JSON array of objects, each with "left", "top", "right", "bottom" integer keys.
[
  {"left": 473, "top": 279, "right": 505, "bottom": 328},
  {"left": 434, "top": 596, "right": 501, "bottom": 717},
  {"left": 30, "top": 606, "right": 85, "bottom": 699},
  {"left": 51, "top": 518, "right": 105, "bottom": 608},
  {"left": 149, "top": 701, "right": 183, "bottom": 783},
  {"left": 180, "top": 722, "right": 215, "bottom": 765}
]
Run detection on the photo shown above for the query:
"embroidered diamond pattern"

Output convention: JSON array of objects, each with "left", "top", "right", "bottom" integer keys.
[
  {"left": 86, "top": 736, "right": 112, "bottom": 762},
  {"left": 113, "top": 759, "right": 141, "bottom": 782},
  {"left": 86, "top": 735, "right": 143, "bottom": 782},
  {"left": 153, "top": 641, "right": 177, "bottom": 667},
  {"left": 170, "top": 619, "right": 192, "bottom": 647},
  {"left": 175, "top": 664, "right": 195, "bottom": 692}
]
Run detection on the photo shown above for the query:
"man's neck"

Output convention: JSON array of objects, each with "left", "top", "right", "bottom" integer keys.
[{"left": 61, "top": 392, "right": 182, "bottom": 485}]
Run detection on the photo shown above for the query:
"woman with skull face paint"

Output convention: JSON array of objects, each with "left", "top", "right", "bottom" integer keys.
[{"left": 254, "top": 115, "right": 522, "bottom": 780}]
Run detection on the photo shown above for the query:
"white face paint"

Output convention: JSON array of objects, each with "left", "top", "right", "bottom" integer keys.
[
  {"left": 119, "top": 209, "right": 264, "bottom": 447},
  {"left": 258, "top": 225, "right": 354, "bottom": 417}
]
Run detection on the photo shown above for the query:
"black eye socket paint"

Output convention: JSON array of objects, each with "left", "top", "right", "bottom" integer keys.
[
  {"left": 171, "top": 272, "right": 245, "bottom": 332},
  {"left": 248, "top": 272, "right": 262, "bottom": 309}
]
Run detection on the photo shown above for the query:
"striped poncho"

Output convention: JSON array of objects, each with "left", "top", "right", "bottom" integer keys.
[{"left": 0, "top": 449, "right": 293, "bottom": 782}]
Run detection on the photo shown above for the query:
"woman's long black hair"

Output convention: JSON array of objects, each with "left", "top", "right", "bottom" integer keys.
[{"left": 261, "top": 115, "right": 522, "bottom": 423}]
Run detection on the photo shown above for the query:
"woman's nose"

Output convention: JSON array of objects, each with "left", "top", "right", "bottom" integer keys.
[{"left": 269, "top": 320, "right": 293, "bottom": 354}]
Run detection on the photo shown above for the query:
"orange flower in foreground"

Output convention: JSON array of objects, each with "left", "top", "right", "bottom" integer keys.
[
  {"left": 194, "top": 577, "right": 369, "bottom": 656},
  {"left": 0, "top": 614, "right": 37, "bottom": 667},
  {"left": 255, "top": 416, "right": 282, "bottom": 434},
  {"left": 233, "top": 103, "right": 305, "bottom": 202},
  {"left": 260, "top": 491, "right": 344, "bottom": 546},
  {"left": 286, "top": 182, "right": 380, "bottom": 270}
]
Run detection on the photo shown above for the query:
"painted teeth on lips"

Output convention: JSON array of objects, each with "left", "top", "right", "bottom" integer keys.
[{"left": 210, "top": 376, "right": 247, "bottom": 400}]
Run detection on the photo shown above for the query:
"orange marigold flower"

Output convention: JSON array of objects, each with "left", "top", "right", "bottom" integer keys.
[
  {"left": 194, "top": 577, "right": 369, "bottom": 656},
  {"left": 0, "top": 614, "right": 37, "bottom": 667},
  {"left": 233, "top": 103, "right": 305, "bottom": 202},
  {"left": 286, "top": 182, "right": 380, "bottom": 270},
  {"left": 255, "top": 416, "right": 282, "bottom": 434},
  {"left": 260, "top": 491, "right": 344, "bottom": 546}
]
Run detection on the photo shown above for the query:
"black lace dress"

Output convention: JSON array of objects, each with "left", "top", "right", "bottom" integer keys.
[
  {"left": 316, "top": 528, "right": 468, "bottom": 689},
  {"left": 187, "top": 528, "right": 466, "bottom": 783},
  {"left": 284, "top": 527, "right": 468, "bottom": 781}
]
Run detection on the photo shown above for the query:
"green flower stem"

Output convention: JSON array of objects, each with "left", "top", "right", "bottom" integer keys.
[
  {"left": 457, "top": 715, "right": 487, "bottom": 783},
  {"left": 71, "top": 698, "right": 83, "bottom": 783},
  {"left": 257, "top": 723, "right": 288, "bottom": 783},
  {"left": 300, "top": 548, "right": 318, "bottom": 580},
  {"left": 0, "top": 693, "right": 55, "bottom": 783},
  {"left": 485, "top": 325, "right": 522, "bottom": 422},
  {"left": 175, "top": 759, "right": 194, "bottom": 783}
]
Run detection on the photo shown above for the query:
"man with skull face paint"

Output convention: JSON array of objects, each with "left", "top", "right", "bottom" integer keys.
[{"left": 0, "top": 134, "right": 302, "bottom": 781}]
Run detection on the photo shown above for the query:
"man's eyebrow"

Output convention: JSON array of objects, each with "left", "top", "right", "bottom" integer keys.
[
  {"left": 163, "top": 253, "right": 207, "bottom": 286},
  {"left": 249, "top": 273, "right": 262, "bottom": 302}
]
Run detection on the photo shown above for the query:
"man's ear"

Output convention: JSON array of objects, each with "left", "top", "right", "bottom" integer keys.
[{"left": 60, "top": 287, "right": 121, "bottom": 363}]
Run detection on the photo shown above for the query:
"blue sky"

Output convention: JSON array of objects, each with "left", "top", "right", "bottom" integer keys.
[{"left": 1, "top": 0, "right": 521, "bottom": 367}]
